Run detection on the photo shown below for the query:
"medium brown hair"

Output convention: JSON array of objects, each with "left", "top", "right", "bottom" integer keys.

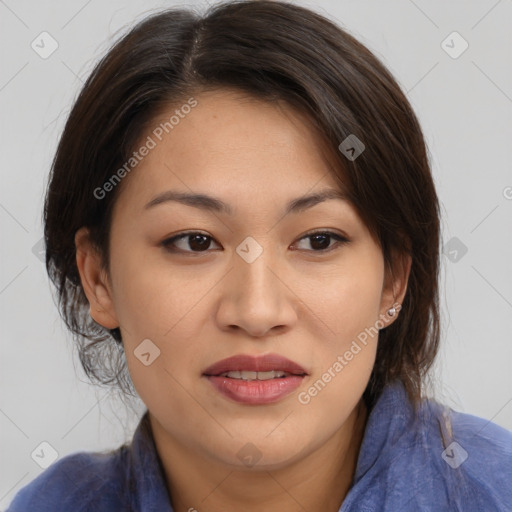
[{"left": 44, "top": 0, "right": 441, "bottom": 410}]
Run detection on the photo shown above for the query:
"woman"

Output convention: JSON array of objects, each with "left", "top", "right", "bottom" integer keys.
[{"left": 7, "top": 1, "right": 511, "bottom": 511}]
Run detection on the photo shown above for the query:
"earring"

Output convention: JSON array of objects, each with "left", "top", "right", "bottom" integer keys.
[{"left": 387, "top": 304, "right": 400, "bottom": 317}]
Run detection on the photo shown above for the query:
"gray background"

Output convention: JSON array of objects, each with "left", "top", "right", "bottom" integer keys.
[{"left": 1, "top": 0, "right": 511, "bottom": 508}]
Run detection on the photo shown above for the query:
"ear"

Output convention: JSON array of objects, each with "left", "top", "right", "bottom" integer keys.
[
  {"left": 74, "top": 227, "right": 119, "bottom": 330},
  {"left": 379, "top": 249, "right": 412, "bottom": 327}
]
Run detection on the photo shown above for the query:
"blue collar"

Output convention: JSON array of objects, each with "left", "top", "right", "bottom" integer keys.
[{"left": 128, "top": 379, "right": 415, "bottom": 511}]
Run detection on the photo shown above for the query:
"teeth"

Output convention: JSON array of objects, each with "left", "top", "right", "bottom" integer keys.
[{"left": 220, "top": 370, "right": 290, "bottom": 380}]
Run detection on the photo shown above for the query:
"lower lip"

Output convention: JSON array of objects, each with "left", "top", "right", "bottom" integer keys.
[{"left": 204, "top": 375, "right": 305, "bottom": 404}]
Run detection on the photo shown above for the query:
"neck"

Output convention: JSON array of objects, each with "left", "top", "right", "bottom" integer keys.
[{"left": 150, "top": 399, "right": 368, "bottom": 512}]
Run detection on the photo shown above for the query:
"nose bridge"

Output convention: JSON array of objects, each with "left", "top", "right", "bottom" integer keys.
[
  {"left": 234, "top": 234, "right": 281, "bottom": 305},
  {"left": 217, "top": 234, "right": 297, "bottom": 336}
]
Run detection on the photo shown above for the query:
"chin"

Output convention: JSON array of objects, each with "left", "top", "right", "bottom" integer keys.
[{"left": 215, "top": 436, "right": 308, "bottom": 471}]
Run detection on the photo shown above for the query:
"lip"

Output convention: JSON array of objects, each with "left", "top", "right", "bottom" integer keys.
[
  {"left": 202, "top": 353, "right": 308, "bottom": 376},
  {"left": 205, "top": 375, "right": 305, "bottom": 404},
  {"left": 202, "top": 353, "right": 308, "bottom": 405}
]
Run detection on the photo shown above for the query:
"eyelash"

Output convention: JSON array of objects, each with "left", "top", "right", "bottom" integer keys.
[{"left": 160, "top": 230, "right": 349, "bottom": 255}]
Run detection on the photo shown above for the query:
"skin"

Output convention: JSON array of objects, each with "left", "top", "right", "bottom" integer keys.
[{"left": 75, "top": 88, "right": 411, "bottom": 512}]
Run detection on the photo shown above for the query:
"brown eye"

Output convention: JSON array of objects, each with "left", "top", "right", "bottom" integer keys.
[
  {"left": 161, "top": 230, "right": 349, "bottom": 255},
  {"left": 294, "top": 231, "right": 349, "bottom": 252},
  {"left": 161, "top": 232, "right": 220, "bottom": 253}
]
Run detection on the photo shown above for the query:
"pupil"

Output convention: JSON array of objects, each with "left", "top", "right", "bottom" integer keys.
[
  {"left": 310, "top": 234, "right": 329, "bottom": 250},
  {"left": 186, "top": 234, "right": 331, "bottom": 252},
  {"left": 189, "top": 235, "right": 210, "bottom": 251}
]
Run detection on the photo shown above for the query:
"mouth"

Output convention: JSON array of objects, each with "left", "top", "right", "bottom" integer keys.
[
  {"left": 202, "top": 353, "right": 308, "bottom": 405},
  {"left": 214, "top": 370, "right": 303, "bottom": 380},
  {"left": 202, "top": 353, "right": 308, "bottom": 378}
]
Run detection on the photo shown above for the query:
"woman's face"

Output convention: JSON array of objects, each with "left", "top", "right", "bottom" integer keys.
[{"left": 76, "top": 88, "right": 407, "bottom": 469}]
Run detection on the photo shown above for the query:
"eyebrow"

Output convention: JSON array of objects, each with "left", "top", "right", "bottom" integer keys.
[{"left": 144, "top": 188, "right": 347, "bottom": 216}]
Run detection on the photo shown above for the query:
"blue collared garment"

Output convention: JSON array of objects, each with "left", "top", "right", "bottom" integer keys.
[{"left": 6, "top": 380, "right": 512, "bottom": 511}]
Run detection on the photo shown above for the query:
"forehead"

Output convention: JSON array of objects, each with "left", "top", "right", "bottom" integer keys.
[{"left": 116, "top": 88, "right": 347, "bottom": 209}]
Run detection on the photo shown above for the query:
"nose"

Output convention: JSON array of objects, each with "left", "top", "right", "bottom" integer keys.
[{"left": 215, "top": 245, "right": 298, "bottom": 338}]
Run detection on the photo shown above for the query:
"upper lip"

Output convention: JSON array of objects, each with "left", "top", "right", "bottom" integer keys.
[{"left": 203, "top": 353, "right": 308, "bottom": 376}]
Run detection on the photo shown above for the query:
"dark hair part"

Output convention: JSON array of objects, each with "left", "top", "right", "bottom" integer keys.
[{"left": 44, "top": 0, "right": 440, "bottom": 410}]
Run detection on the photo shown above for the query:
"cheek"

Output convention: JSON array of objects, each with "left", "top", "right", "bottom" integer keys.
[
  {"left": 311, "top": 275, "right": 381, "bottom": 389},
  {"left": 299, "top": 264, "right": 381, "bottom": 422},
  {"left": 110, "top": 249, "right": 209, "bottom": 387},
  {"left": 297, "top": 345, "right": 375, "bottom": 446},
  {"left": 308, "top": 254, "right": 384, "bottom": 341},
  {"left": 108, "top": 242, "right": 195, "bottom": 340},
  {"left": 303, "top": 251, "right": 383, "bottom": 401}
]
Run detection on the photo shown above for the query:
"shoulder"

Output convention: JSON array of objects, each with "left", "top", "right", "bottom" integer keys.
[
  {"left": 352, "top": 381, "right": 512, "bottom": 511},
  {"left": 417, "top": 397, "right": 512, "bottom": 510},
  {"left": 448, "top": 406, "right": 512, "bottom": 482},
  {"left": 6, "top": 446, "right": 133, "bottom": 512}
]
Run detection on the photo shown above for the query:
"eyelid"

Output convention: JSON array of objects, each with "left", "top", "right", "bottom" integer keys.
[
  {"left": 292, "top": 229, "right": 349, "bottom": 253},
  {"left": 300, "top": 228, "right": 349, "bottom": 241},
  {"left": 161, "top": 231, "right": 221, "bottom": 253},
  {"left": 161, "top": 229, "right": 350, "bottom": 254}
]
